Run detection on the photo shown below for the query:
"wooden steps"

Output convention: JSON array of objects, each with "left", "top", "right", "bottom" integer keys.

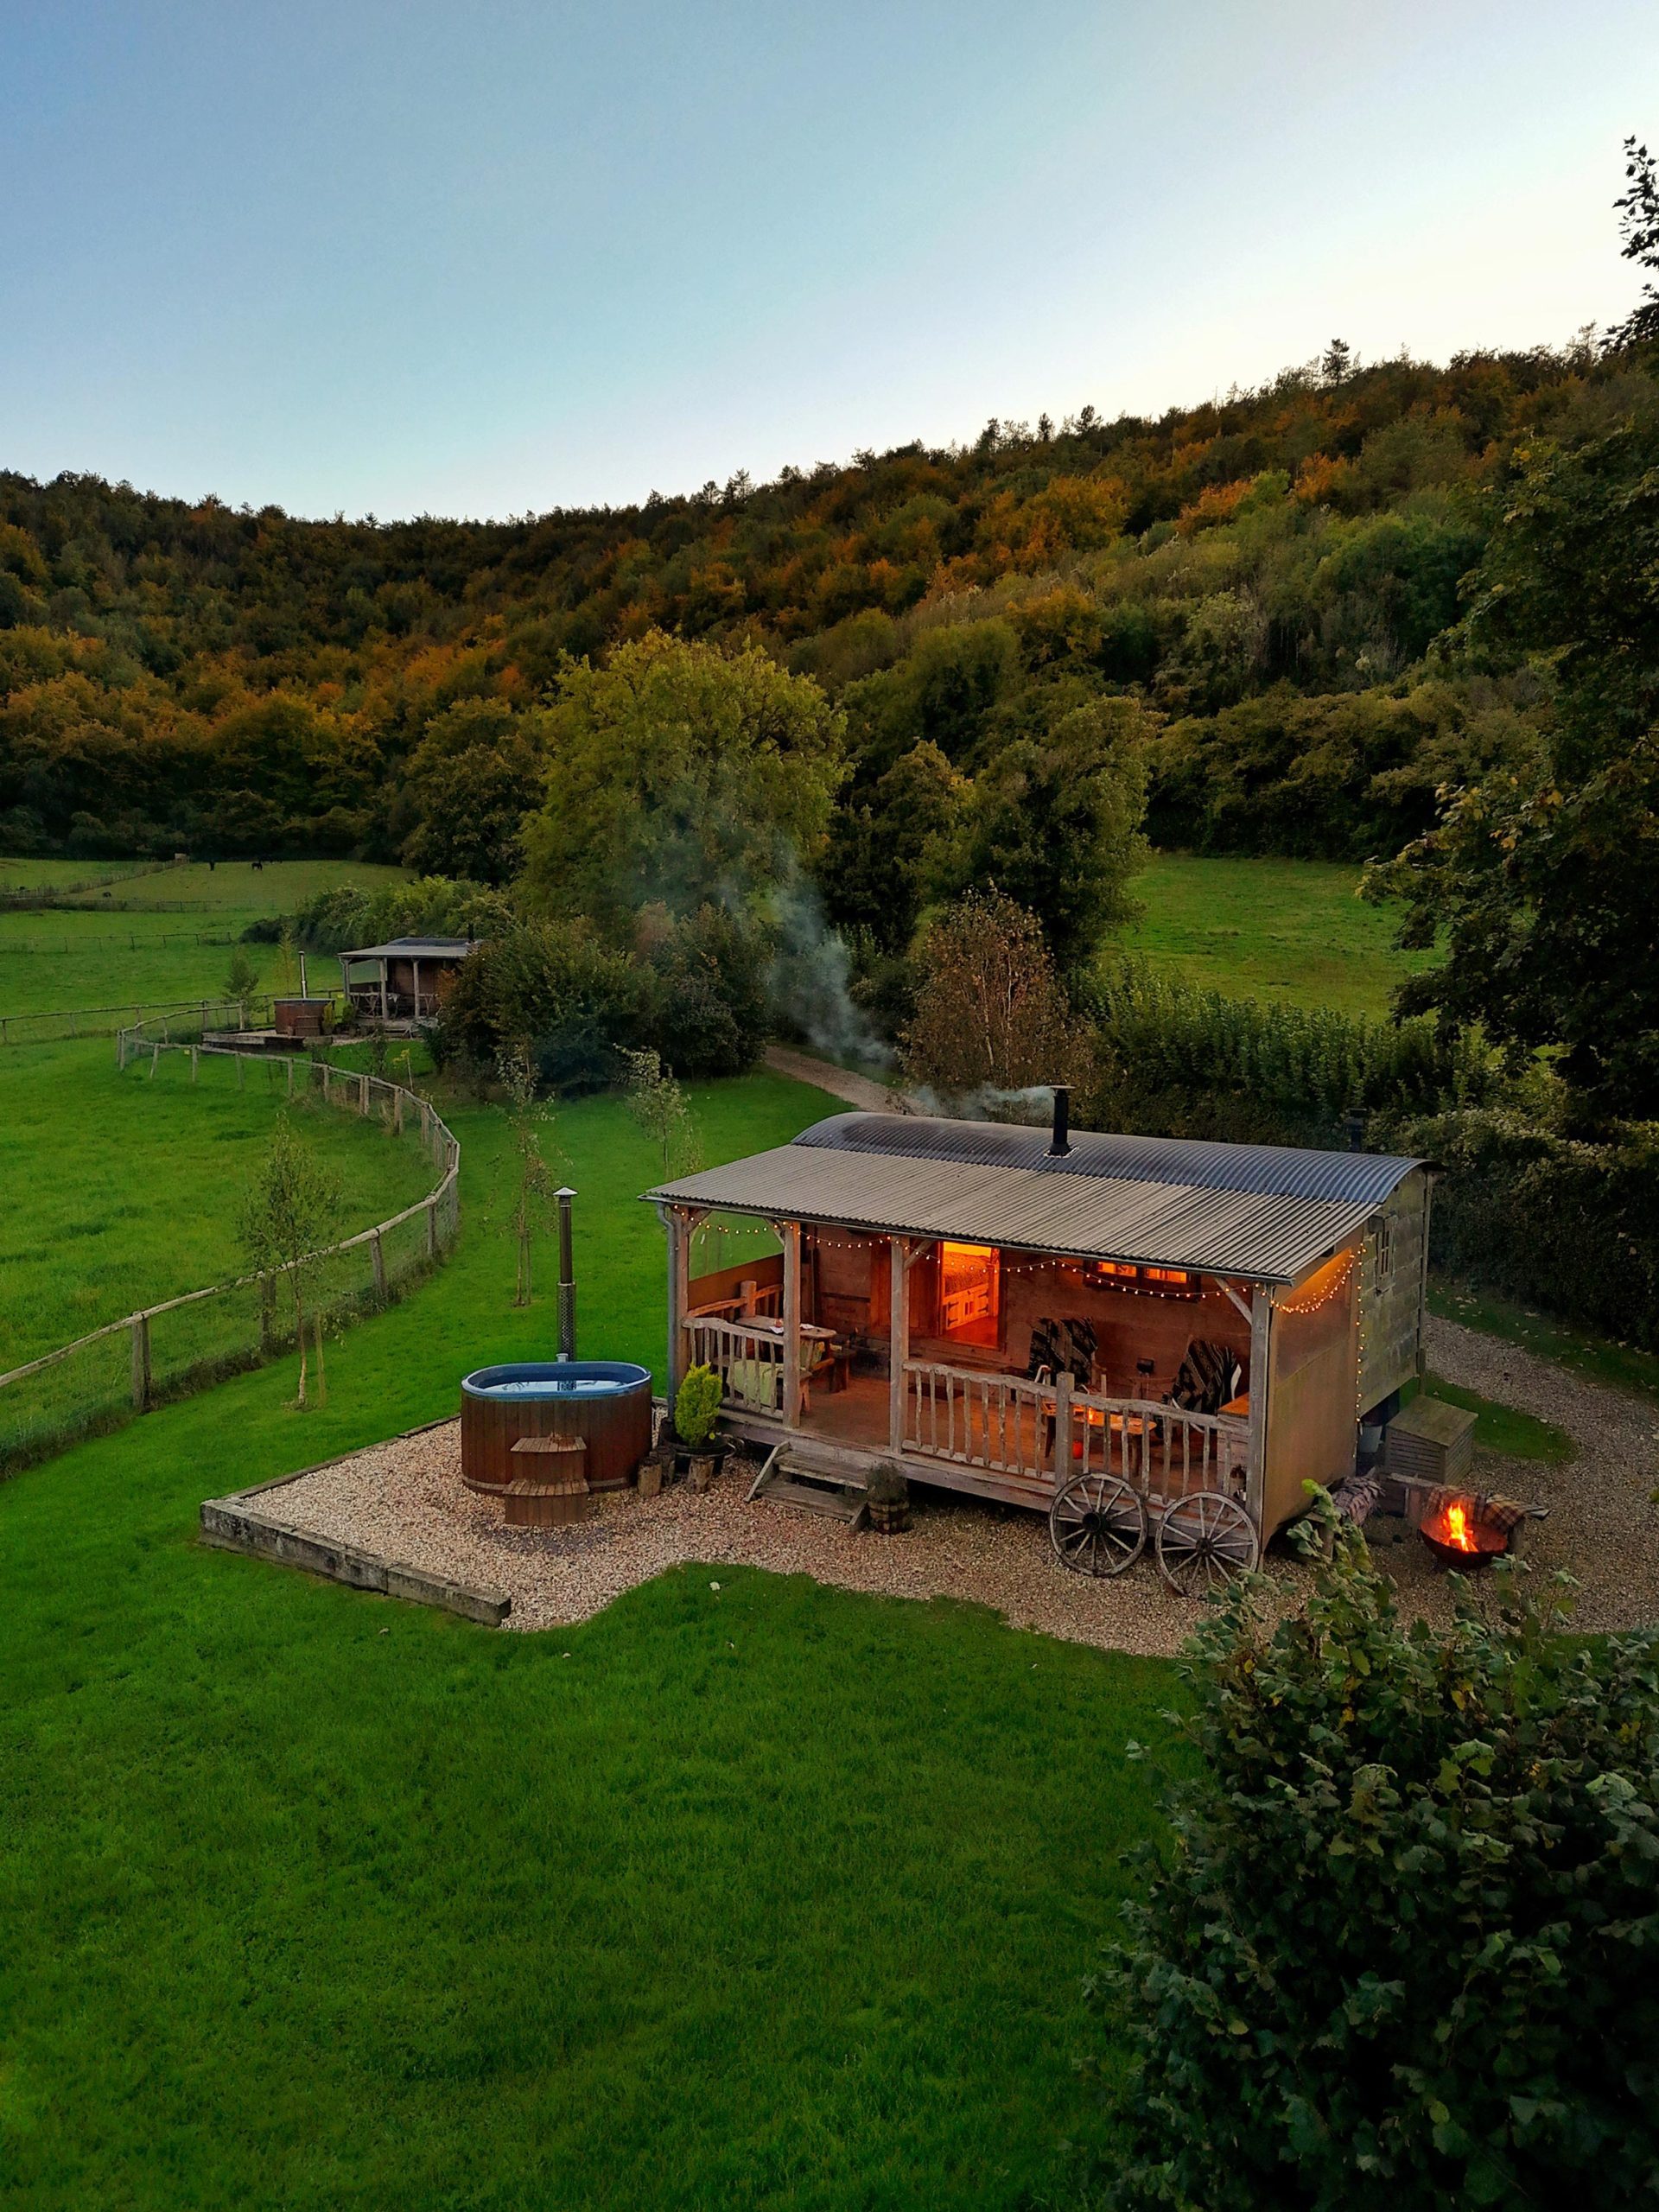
[{"left": 751, "top": 1445, "right": 868, "bottom": 1529}]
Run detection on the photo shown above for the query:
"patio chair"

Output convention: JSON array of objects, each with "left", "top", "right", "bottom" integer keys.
[{"left": 1168, "top": 1339, "right": 1244, "bottom": 1417}]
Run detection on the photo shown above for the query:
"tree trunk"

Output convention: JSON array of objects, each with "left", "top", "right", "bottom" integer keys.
[{"left": 293, "top": 1281, "right": 309, "bottom": 1408}]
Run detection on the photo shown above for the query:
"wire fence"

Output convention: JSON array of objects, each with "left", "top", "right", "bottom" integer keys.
[
  {"left": 0, "top": 1005, "right": 461, "bottom": 1476},
  {"left": 0, "top": 996, "right": 297, "bottom": 1046},
  {"left": 0, "top": 929, "right": 244, "bottom": 957}
]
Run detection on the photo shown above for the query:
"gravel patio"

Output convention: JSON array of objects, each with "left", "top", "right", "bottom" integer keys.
[{"left": 264, "top": 1315, "right": 1659, "bottom": 1653}]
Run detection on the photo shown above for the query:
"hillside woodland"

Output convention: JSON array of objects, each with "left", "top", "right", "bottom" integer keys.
[
  {"left": 1, "top": 341, "right": 1639, "bottom": 880},
  {"left": 7, "top": 148, "right": 1659, "bottom": 1344}
]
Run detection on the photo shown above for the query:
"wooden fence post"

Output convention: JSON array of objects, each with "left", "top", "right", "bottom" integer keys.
[
  {"left": 371, "top": 1229, "right": 387, "bottom": 1300},
  {"left": 359, "top": 1074, "right": 369, "bottom": 1116},
  {"left": 285, "top": 1058, "right": 294, "bottom": 1097},
  {"left": 425, "top": 1198, "right": 438, "bottom": 1262},
  {"left": 149, "top": 1044, "right": 160, "bottom": 1079},
  {"left": 191, "top": 1046, "right": 199, "bottom": 1083},
  {"left": 130, "top": 1314, "right": 151, "bottom": 1410},
  {"left": 393, "top": 1089, "right": 404, "bottom": 1135}
]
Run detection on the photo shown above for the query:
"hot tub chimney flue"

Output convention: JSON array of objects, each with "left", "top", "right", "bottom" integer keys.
[
  {"left": 1049, "top": 1084, "right": 1072, "bottom": 1158},
  {"left": 556, "top": 1186, "right": 577, "bottom": 1360}
]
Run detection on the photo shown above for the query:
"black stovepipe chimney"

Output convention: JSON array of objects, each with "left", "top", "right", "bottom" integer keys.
[{"left": 1049, "top": 1084, "right": 1072, "bottom": 1158}]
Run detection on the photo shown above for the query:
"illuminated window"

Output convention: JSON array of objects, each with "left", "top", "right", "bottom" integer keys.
[
  {"left": 1145, "top": 1267, "right": 1194, "bottom": 1288},
  {"left": 938, "top": 1243, "right": 1001, "bottom": 1338}
]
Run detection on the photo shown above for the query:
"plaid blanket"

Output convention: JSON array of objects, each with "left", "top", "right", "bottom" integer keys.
[
  {"left": 1025, "top": 1318, "right": 1099, "bottom": 1387},
  {"left": 1171, "top": 1339, "right": 1244, "bottom": 1416}
]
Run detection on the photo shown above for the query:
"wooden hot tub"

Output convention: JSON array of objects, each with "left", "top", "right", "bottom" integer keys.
[{"left": 460, "top": 1361, "right": 653, "bottom": 1493}]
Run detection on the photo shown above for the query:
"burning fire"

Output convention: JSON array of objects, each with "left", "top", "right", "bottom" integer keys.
[{"left": 1443, "top": 1500, "right": 1477, "bottom": 1554}]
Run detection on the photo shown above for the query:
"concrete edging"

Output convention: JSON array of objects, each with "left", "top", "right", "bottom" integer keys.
[{"left": 199, "top": 1421, "right": 510, "bottom": 1627}]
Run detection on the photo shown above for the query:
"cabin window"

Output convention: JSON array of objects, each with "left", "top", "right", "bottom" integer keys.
[
  {"left": 1375, "top": 1218, "right": 1395, "bottom": 1282},
  {"left": 936, "top": 1242, "right": 1001, "bottom": 1347}
]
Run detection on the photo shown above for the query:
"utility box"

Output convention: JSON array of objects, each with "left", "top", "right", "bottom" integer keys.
[{"left": 1383, "top": 1395, "right": 1478, "bottom": 1488}]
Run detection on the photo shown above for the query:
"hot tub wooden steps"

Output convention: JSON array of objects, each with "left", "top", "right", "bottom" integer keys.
[{"left": 505, "top": 1435, "right": 589, "bottom": 1527}]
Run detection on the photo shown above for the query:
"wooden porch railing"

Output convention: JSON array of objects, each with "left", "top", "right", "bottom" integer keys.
[
  {"left": 686, "top": 1283, "right": 783, "bottom": 1324},
  {"left": 902, "top": 1360, "right": 1251, "bottom": 1503},
  {"left": 683, "top": 1313, "right": 786, "bottom": 1416},
  {"left": 903, "top": 1361, "right": 1055, "bottom": 1484},
  {"left": 1070, "top": 1389, "right": 1250, "bottom": 1504}
]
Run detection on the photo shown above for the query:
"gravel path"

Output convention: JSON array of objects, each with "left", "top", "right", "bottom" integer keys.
[
  {"left": 264, "top": 1320, "right": 1659, "bottom": 1650},
  {"left": 762, "top": 1045, "right": 900, "bottom": 1113},
  {"left": 1394, "top": 1313, "right": 1659, "bottom": 1635}
]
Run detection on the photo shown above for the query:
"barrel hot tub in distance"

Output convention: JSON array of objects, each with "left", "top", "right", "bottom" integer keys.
[{"left": 460, "top": 1362, "right": 653, "bottom": 1493}]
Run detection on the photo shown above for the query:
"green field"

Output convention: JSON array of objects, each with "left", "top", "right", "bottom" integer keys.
[
  {"left": 0, "top": 860, "right": 406, "bottom": 1015},
  {"left": 1118, "top": 852, "right": 1433, "bottom": 1017},
  {"left": 0, "top": 1067, "right": 1170, "bottom": 2209},
  {"left": 0, "top": 1041, "right": 436, "bottom": 1371}
]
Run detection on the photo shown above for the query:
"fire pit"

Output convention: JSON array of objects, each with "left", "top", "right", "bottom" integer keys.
[{"left": 1418, "top": 1494, "right": 1513, "bottom": 1571}]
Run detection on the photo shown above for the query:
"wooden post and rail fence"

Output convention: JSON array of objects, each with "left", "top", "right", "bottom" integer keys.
[{"left": 0, "top": 1006, "right": 461, "bottom": 1475}]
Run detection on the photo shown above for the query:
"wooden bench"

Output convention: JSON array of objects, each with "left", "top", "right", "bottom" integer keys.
[{"left": 505, "top": 1435, "right": 589, "bottom": 1527}]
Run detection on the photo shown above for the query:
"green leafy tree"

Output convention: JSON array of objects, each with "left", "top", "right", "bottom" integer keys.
[
  {"left": 397, "top": 700, "right": 549, "bottom": 884},
  {"left": 238, "top": 1114, "right": 344, "bottom": 1408},
  {"left": 930, "top": 694, "right": 1151, "bottom": 966},
  {"left": 519, "top": 632, "right": 845, "bottom": 937},
  {"left": 819, "top": 740, "right": 969, "bottom": 952},
  {"left": 1374, "top": 383, "right": 1659, "bottom": 1118},
  {"left": 1607, "top": 136, "right": 1659, "bottom": 353},
  {"left": 1095, "top": 1501, "right": 1659, "bottom": 2210}
]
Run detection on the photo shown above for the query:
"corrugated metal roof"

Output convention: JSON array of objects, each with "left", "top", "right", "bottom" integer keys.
[
  {"left": 339, "top": 937, "right": 478, "bottom": 960},
  {"left": 645, "top": 1141, "right": 1399, "bottom": 1287},
  {"left": 794, "top": 1112, "right": 1421, "bottom": 1208}
]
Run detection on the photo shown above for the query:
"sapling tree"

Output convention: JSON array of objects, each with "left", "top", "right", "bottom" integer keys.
[
  {"left": 238, "top": 1112, "right": 344, "bottom": 1409},
  {"left": 222, "top": 944, "right": 260, "bottom": 1014},
  {"left": 618, "top": 1045, "right": 702, "bottom": 1179},
  {"left": 496, "top": 1042, "right": 561, "bottom": 1307}
]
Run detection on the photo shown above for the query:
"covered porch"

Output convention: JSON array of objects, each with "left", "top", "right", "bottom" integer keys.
[{"left": 663, "top": 1212, "right": 1262, "bottom": 1519}]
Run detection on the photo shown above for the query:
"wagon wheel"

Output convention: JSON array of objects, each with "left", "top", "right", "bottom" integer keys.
[
  {"left": 1049, "top": 1473, "right": 1147, "bottom": 1578},
  {"left": 1155, "top": 1491, "right": 1260, "bottom": 1599}
]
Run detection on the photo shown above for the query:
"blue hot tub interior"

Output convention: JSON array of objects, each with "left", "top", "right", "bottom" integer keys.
[{"left": 461, "top": 1360, "right": 651, "bottom": 1400}]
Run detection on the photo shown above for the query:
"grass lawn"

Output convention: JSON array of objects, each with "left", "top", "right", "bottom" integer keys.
[
  {"left": 1117, "top": 852, "right": 1433, "bottom": 1017},
  {"left": 0, "top": 860, "right": 405, "bottom": 1014},
  {"left": 0, "top": 1067, "right": 1172, "bottom": 2209},
  {"left": 1414, "top": 1373, "right": 1575, "bottom": 1464},
  {"left": 0, "top": 1042, "right": 436, "bottom": 1371}
]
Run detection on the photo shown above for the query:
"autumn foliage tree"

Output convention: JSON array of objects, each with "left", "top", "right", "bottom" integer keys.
[{"left": 901, "top": 889, "right": 1087, "bottom": 1103}]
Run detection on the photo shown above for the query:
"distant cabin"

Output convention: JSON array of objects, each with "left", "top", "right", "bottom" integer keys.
[
  {"left": 645, "top": 1106, "right": 1432, "bottom": 1548},
  {"left": 338, "top": 937, "right": 478, "bottom": 1026}
]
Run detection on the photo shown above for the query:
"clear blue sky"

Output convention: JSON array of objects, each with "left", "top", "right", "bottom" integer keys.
[{"left": 3, "top": 1, "right": 1653, "bottom": 519}]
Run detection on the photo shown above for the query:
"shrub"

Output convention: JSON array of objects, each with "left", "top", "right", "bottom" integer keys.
[
  {"left": 1094, "top": 1501, "right": 1659, "bottom": 2210},
  {"left": 639, "top": 903, "right": 771, "bottom": 1078},
  {"left": 1079, "top": 958, "right": 1491, "bottom": 1141},
  {"left": 673, "top": 1363, "right": 722, "bottom": 1450},
  {"left": 431, "top": 919, "right": 645, "bottom": 1095},
  {"left": 1383, "top": 1106, "right": 1659, "bottom": 1350}
]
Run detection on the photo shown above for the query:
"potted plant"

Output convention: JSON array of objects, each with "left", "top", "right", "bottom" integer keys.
[
  {"left": 865, "top": 1460, "right": 910, "bottom": 1535},
  {"left": 675, "top": 1363, "right": 724, "bottom": 1492}
]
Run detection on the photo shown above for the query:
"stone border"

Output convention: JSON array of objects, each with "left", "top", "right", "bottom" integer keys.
[{"left": 199, "top": 1421, "right": 511, "bottom": 1627}]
